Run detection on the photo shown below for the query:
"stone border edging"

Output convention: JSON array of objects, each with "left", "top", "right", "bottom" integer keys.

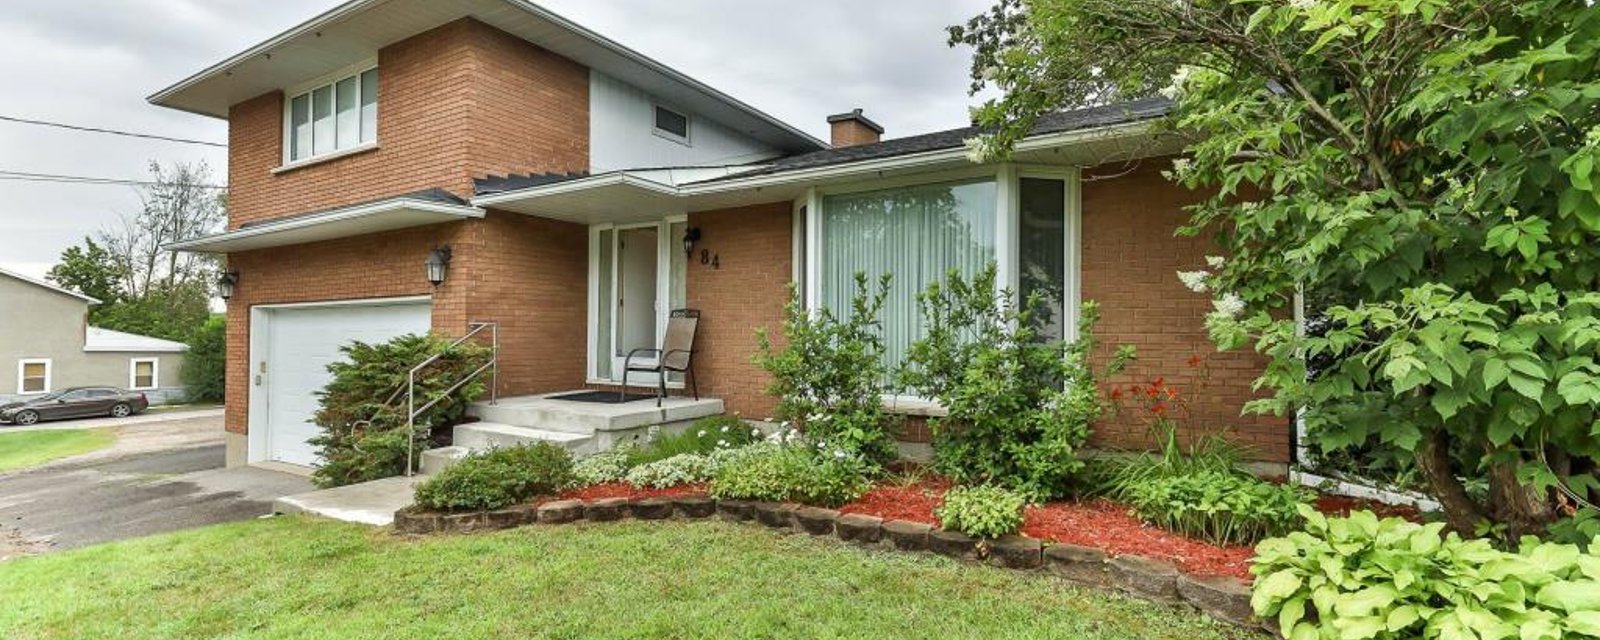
[{"left": 394, "top": 496, "right": 1259, "bottom": 630}]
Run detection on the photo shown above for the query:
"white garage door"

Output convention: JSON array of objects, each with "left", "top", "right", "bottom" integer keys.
[{"left": 260, "top": 301, "right": 432, "bottom": 467}]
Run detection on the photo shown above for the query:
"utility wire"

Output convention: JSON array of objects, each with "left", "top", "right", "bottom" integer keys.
[
  {"left": 0, "top": 114, "right": 227, "bottom": 148},
  {"left": 0, "top": 170, "right": 227, "bottom": 190}
]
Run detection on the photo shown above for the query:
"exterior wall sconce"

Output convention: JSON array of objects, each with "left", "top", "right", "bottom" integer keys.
[
  {"left": 682, "top": 227, "right": 702, "bottom": 256},
  {"left": 426, "top": 246, "right": 452, "bottom": 287},
  {"left": 217, "top": 271, "right": 239, "bottom": 301}
]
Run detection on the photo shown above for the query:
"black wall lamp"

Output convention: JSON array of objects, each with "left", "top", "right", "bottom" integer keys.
[
  {"left": 217, "top": 271, "right": 239, "bottom": 301},
  {"left": 682, "top": 227, "right": 702, "bottom": 256},
  {"left": 426, "top": 246, "right": 452, "bottom": 287}
]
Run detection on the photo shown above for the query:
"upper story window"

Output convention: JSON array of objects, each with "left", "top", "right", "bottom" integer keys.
[
  {"left": 286, "top": 66, "right": 378, "bottom": 164},
  {"left": 653, "top": 105, "right": 691, "bottom": 144}
]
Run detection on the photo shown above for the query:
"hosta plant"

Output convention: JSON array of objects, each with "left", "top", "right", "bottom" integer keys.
[
  {"left": 1125, "top": 470, "right": 1307, "bottom": 546},
  {"left": 1252, "top": 507, "right": 1600, "bottom": 640}
]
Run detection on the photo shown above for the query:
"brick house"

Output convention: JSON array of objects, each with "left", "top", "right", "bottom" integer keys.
[{"left": 159, "top": 0, "right": 1288, "bottom": 471}]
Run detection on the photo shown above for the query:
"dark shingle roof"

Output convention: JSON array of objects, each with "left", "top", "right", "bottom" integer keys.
[
  {"left": 698, "top": 98, "right": 1172, "bottom": 183},
  {"left": 239, "top": 188, "right": 469, "bottom": 229},
  {"left": 474, "top": 172, "right": 590, "bottom": 197}
]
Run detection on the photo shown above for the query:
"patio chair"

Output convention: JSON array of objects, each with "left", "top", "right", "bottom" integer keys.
[{"left": 621, "top": 309, "right": 700, "bottom": 407}]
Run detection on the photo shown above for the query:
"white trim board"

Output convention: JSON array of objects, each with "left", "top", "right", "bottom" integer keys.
[{"left": 129, "top": 357, "right": 160, "bottom": 391}]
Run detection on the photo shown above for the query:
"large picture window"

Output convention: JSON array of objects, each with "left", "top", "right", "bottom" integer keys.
[
  {"left": 820, "top": 179, "right": 998, "bottom": 375},
  {"left": 287, "top": 67, "right": 378, "bottom": 163}
]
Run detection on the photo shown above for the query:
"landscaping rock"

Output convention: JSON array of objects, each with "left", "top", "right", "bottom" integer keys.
[
  {"left": 1177, "top": 574, "right": 1256, "bottom": 626},
  {"left": 674, "top": 496, "right": 716, "bottom": 519},
  {"left": 1044, "top": 543, "right": 1109, "bottom": 588},
  {"left": 754, "top": 502, "right": 798, "bottom": 529},
  {"left": 883, "top": 520, "right": 932, "bottom": 551},
  {"left": 392, "top": 509, "right": 440, "bottom": 535},
  {"left": 1110, "top": 555, "right": 1182, "bottom": 603},
  {"left": 537, "top": 500, "right": 584, "bottom": 524},
  {"left": 442, "top": 512, "right": 486, "bottom": 533},
  {"left": 794, "top": 508, "right": 839, "bottom": 536},
  {"left": 631, "top": 498, "right": 675, "bottom": 520},
  {"left": 835, "top": 514, "right": 884, "bottom": 544},
  {"left": 717, "top": 499, "right": 755, "bottom": 521},
  {"left": 928, "top": 529, "right": 979, "bottom": 560},
  {"left": 987, "top": 535, "right": 1043, "bottom": 570},
  {"left": 584, "top": 498, "right": 630, "bottom": 522}
]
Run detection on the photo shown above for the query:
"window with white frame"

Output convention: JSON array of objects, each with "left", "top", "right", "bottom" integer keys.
[
  {"left": 130, "top": 358, "right": 158, "bottom": 391},
  {"left": 17, "top": 359, "right": 50, "bottom": 395},
  {"left": 286, "top": 66, "right": 378, "bottom": 163},
  {"left": 653, "top": 105, "right": 691, "bottom": 144},
  {"left": 809, "top": 170, "right": 1078, "bottom": 378}
]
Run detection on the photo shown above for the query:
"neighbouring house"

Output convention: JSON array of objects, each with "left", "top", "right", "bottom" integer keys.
[
  {"left": 157, "top": 0, "right": 1289, "bottom": 472},
  {"left": 0, "top": 267, "right": 187, "bottom": 405}
]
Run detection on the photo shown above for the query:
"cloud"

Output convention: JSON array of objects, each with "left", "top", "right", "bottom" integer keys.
[{"left": 0, "top": 0, "right": 995, "bottom": 271}]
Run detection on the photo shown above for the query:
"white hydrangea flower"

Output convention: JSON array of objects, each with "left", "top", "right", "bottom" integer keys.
[
  {"left": 1177, "top": 271, "right": 1210, "bottom": 293},
  {"left": 697, "top": 430, "right": 707, "bottom": 438},
  {"left": 1205, "top": 255, "right": 1226, "bottom": 269},
  {"left": 1171, "top": 158, "right": 1191, "bottom": 175},
  {"left": 717, "top": 439, "right": 728, "bottom": 448},
  {"left": 834, "top": 450, "right": 848, "bottom": 459},
  {"left": 1213, "top": 293, "right": 1247, "bottom": 318},
  {"left": 964, "top": 135, "right": 998, "bottom": 164},
  {"left": 980, "top": 65, "right": 1000, "bottom": 82},
  {"left": 751, "top": 428, "right": 762, "bottom": 438},
  {"left": 720, "top": 425, "right": 729, "bottom": 434}
]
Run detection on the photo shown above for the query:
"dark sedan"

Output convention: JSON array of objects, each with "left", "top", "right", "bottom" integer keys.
[{"left": 0, "top": 387, "right": 150, "bottom": 426}]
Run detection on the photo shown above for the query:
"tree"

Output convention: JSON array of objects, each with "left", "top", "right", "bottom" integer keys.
[
  {"left": 46, "top": 237, "right": 122, "bottom": 318},
  {"left": 181, "top": 315, "right": 226, "bottom": 403},
  {"left": 953, "top": 0, "right": 1600, "bottom": 538}
]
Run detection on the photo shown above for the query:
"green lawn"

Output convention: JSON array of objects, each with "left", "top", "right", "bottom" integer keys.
[
  {"left": 0, "top": 517, "right": 1250, "bottom": 640},
  {"left": 0, "top": 429, "right": 115, "bottom": 473}
]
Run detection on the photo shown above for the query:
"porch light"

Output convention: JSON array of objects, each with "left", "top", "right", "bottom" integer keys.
[
  {"left": 217, "top": 271, "right": 239, "bottom": 301},
  {"left": 682, "top": 227, "right": 702, "bottom": 256},
  {"left": 426, "top": 246, "right": 452, "bottom": 287}
]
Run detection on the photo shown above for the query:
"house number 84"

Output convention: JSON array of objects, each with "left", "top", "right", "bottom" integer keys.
[{"left": 700, "top": 249, "right": 720, "bottom": 269}]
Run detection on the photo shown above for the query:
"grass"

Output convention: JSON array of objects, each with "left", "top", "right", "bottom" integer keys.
[
  {"left": 0, "top": 429, "right": 115, "bottom": 473},
  {"left": 145, "top": 401, "right": 224, "bottom": 415},
  {"left": 0, "top": 517, "right": 1250, "bottom": 640}
]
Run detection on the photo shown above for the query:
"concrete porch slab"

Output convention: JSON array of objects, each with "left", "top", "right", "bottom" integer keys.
[
  {"left": 469, "top": 392, "right": 724, "bottom": 434},
  {"left": 273, "top": 476, "right": 424, "bottom": 527}
]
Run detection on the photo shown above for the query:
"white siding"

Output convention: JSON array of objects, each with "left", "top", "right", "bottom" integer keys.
[{"left": 589, "top": 71, "right": 779, "bottom": 173}]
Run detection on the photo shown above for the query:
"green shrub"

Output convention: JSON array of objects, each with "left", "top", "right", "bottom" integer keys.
[
  {"left": 626, "top": 453, "right": 716, "bottom": 489},
  {"left": 413, "top": 443, "right": 574, "bottom": 513},
  {"left": 181, "top": 315, "right": 225, "bottom": 403},
  {"left": 1124, "top": 470, "right": 1307, "bottom": 546},
  {"left": 903, "top": 266, "right": 1132, "bottom": 500},
  {"left": 626, "top": 416, "right": 761, "bottom": 467},
  {"left": 755, "top": 275, "right": 900, "bottom": 464},
  {"left": 572, "top": 448, "right": 633, "bottom": 487},
  {"left": 935, "top": 485, "right": 1026, "bottom": 539},
  {"left": 709, "top": 439, "right": 873, "bottom": 508},
  {"left": 310, "top": 334, "right": 490, "bottom": 488},
  {"left": 1253, "top": 508, "right": 1600, "bottom": 640}
]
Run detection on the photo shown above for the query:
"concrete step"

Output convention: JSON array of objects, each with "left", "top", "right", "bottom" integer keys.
[
  {"left": 469, "top": 394, "right": 725, "bottom": 435},
  {"left": 420, "top": 445, "right": 470, "bottom": 476},
  {"left": 452, "top": 421, "right": 594, "bottom": 456},
  {"left": 274, "top": 476, "right": 424, "bottom": 527}
]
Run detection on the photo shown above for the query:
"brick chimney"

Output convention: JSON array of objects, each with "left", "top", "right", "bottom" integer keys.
[{"left": 827, "top": 109, "right": 884, "bottom": 147}]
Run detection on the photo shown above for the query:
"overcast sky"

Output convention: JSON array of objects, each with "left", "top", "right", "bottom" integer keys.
[{"left": 0, "top": 0, "right": 994, "bottom": 280}]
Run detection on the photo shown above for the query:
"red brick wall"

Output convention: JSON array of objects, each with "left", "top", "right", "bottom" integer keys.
[
  {"left": 686, "top": 203, "right": 794, "bottom": 420},
  {"left": 225, "top": 18, "right": 589, "bottom": 228},
  {"left": 1080, "top": 161, "right": 1288, "bottom": 463}
]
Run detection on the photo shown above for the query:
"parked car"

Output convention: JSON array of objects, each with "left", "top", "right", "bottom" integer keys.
[{"left": 0, "top": 387, "right": 150, "bottom": 426}]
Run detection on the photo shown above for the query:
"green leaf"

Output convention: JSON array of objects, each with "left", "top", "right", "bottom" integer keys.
[
  {"left": 1534, "top": 580, "right": 1600, "bottom": 612},
  {"left": 1253, "top": 570, "right": 1305, "bottom": 614},
  {"left": 1569, "top": 611, "right": 1600, "bottom": 637}
]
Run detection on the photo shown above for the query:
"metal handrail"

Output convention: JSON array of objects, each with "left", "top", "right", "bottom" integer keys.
[{"left": 405, "top": 321, "right": 499, "bottom": 477}]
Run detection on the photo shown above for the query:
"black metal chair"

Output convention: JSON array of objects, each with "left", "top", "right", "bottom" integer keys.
[{"left": 622, "top": 309, "right": 700, "bottom": 407}]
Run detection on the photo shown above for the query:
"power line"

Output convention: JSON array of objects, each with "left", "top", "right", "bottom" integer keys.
[
  {"left": 0, "top": 170, "right": 227, "bottom": 190},
  {"left": 0, "top": 114, "right": 227, "bottom": 148}
]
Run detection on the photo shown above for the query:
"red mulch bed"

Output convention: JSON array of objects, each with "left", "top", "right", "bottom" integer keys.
[
  {"left": 559, "top": 482, "right": 708, "bottom": 501},
  {"left": 837, "top": 477, "right": 951, "bottom": 526},
  {"left": 1315, "top": 495, "right": 1423, "bottom": 521}
]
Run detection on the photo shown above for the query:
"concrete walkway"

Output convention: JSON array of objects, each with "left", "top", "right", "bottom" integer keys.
[{"left": 274, "top": 476, "right": 425, "bottom": 527}]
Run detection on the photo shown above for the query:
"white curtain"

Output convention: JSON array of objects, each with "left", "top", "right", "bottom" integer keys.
[{"left": 821, "top": 179, "right": 997, "bottom": 376}]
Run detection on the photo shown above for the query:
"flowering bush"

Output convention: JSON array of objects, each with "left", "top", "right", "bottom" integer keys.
[
  {"left": 936, "top": 485, "right": 1027, "bottom": 539},
  {"left": 625, "top": 415, "right": 761, "bottom": 467},
  {"left": 625, "top": 453, "right": 717, "bottom": 489},
  {"left": 572, "top": 448, "right": 633, "bottom": 486},
  {"left": 709, "top": 429, "right": 875, "bottom": 507}
]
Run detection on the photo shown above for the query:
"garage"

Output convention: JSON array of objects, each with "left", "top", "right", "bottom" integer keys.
[{"left": 252, "top": 299, "right": 433, "bottom": 467}]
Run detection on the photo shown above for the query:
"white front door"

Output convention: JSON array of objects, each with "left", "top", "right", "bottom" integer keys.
[
  {"left": 590, "top": 219, "right": 687, "bottom": 385},
  {"left": 258, "top": 301, "right": 432, "bottom": 467}
]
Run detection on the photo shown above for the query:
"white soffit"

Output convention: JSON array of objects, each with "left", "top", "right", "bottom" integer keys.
[
  {"left": 148, "top": 0, "right": 823, "bottom": 153},
  {"left": 164, "top": 198, "right": 484, "bottom": 254}
]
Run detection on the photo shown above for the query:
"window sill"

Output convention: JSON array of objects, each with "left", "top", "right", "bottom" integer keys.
[
  {"left": 272, "top": 142, "right": 379, "bottom": 175},
  {"left": 881, "top": 395, "right": 948, "bottom": 418}
]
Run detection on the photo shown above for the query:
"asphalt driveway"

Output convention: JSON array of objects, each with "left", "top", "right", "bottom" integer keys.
[{"left": 0, "top": 412, "right": 312, "bottom": 558}]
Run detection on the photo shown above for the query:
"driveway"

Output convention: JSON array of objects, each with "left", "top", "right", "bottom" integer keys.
[{"left": 0, "top": 411, "right": 313, "bottom": 559}]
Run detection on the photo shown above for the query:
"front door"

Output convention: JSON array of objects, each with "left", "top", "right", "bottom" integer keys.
[{"left": 591, "top": 219, "right": 687, "bottom": 385}]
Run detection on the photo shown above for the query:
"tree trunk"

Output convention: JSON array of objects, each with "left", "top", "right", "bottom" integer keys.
[
  {"left": 1414, "top": 428, "right": 1485, "bottom": 535},
  {"left": 1487, "top": 456, "right": 1556, "bottom": 541}
]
